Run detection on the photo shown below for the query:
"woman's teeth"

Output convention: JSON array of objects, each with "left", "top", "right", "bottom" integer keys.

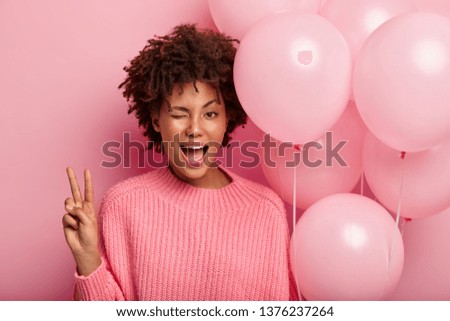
[{"left": 180, "top": 145, "right": 208, "bottom": 166}]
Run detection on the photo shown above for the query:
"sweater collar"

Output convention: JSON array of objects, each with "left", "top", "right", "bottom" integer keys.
[{"left": 148, "top": 165, "right": 257, "bottom": 212}]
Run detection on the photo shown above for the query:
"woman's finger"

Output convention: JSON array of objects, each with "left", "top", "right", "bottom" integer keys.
[
  {"left": 64, "top": 197, "right": 76, "bottom": 211},
  {"left": 66, "top": 167, "right": 83, "bottom": 204},
  {"left": 65, "top": 207, "right": 90, "bottom": 225},
  {"left": 62, "top": 213, "right": 79, "bottom": 230},
  {"left": 84, "top": 169, "right": 94, "bottom": 203}
]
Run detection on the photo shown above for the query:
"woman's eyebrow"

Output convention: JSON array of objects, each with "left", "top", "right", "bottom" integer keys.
[
  {"left": 202, "top": 99, "right": 218, "bottom": 108},
  {"left": 171, "top": 106, "right": 189, "bottom": 112},
  {"left": 171, "top": 99, "right": 218, "bottom": 111}
]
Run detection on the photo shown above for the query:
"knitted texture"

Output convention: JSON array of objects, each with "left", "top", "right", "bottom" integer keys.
[{"left": 74, "top": 166, "right": 299, "bottom": 300}]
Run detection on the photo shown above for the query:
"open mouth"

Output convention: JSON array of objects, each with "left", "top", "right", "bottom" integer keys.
[{"left": 179, "top": 144, "right": 209, "bottom": 167}]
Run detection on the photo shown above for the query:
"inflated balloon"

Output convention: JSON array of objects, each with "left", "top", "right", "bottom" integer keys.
[
  {"left": 209, "top": 0, "right": 321, "bottom": 39},
  {"left": 260, "top": 101, "right": 366, "bottom": 210},
  {"left": 234, "top": 10, "right": 352, "bottom": 144},
  {"left": 290, "top": 193, "right": 404, "bottom": 300},
  {"left": 363, "top": 133, "right": 450, "bottom": 219},
  {"left": 391, "top": 207, "right": 450, "bottom": 300},
  {"left": 412, "top": 0, "right": 450, "bottom": 18},
  {"left": 353, "top": 12, "right": 450, "bottom": 152}
]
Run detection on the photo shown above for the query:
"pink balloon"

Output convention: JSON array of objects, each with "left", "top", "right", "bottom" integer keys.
[
  {"left": 291, "top": 193, "right": 404, "bottom": 300},
  {"left": 260, "top": 101, "right": 366, "bottom": 210},
  {"left": 234, "top": 10, "right": 352, "bottom": 144},
  {"left": 209, "top": 0, "right": 321, "bottom": 39},
  {"left": 391, "top": 207, "right": 450, "bottom": 300},
  {"left": 353, "top": 12, "right": 450, "bottom": 152},
  {"left": 363, "top": 133, "right": 450, "bottom": 219},
  {"left": 412, "top": 0, "right": 450, "bottom": 18}
]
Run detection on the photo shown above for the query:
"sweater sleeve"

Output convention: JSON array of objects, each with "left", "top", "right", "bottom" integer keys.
[
  {"left": 73, "top": 195, "right": 125, "bottom": 301},
  {"left": 73, "top": 256, "right": 124, "bottom": 300},
  {"left": 268, "top": 191, "right": 301, "bottom": 301}
]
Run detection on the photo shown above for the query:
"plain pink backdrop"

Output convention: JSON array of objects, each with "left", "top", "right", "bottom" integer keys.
[{"left": 1, "top": 0, "right": 449, "bottom": 300}]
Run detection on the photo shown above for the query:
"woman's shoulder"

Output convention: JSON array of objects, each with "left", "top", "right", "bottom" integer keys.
[{"left": 227, "top": 168, "right": 286, "bottom": 214}]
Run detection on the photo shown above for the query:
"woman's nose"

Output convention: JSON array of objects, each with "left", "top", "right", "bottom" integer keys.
[{"left": 186, "top": 117, "right": 203, "bottom": 138}]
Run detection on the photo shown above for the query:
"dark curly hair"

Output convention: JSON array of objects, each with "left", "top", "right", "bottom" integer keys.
[{"left": 118, "top": 24, "right": 247, "bottom": 153}]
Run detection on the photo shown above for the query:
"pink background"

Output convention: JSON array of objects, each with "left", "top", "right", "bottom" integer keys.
[{"left": 1, "top": 0, "right": 449, "bottom": 300}]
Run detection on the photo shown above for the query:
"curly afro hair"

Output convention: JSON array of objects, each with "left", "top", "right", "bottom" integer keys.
[{"left": 118, "top": 24, "right": 247, "bottom": 153}]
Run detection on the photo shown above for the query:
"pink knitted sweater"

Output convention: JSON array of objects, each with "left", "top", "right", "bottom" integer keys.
[{"left": 74, "top": 166, "right": 299, "bottom": 300}]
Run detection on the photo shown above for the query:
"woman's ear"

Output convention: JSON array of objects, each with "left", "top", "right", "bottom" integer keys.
[{"left": 151, "top": 113, "right": 161, "bottom": 133}]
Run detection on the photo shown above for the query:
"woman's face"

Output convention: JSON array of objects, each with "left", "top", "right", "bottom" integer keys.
[{"left": 152, "top": 81, "right": 228, "bottom": 187}]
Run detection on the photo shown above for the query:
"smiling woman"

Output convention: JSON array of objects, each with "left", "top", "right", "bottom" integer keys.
[{"left": 62, "top": 24, "right": 299, "bottom": 301}]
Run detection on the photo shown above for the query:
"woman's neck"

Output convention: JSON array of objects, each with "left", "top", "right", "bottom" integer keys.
[{"left": 168, "top": 164, "right": 232, "bottom": 189}]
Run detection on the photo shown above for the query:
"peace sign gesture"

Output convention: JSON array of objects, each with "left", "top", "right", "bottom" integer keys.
[{"left": 62, "top": 167, "right": 101, "bottom": 276}]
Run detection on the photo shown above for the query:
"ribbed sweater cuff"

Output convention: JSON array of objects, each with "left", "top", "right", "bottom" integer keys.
[{"left": 74, "top": 258, "right": 107, "bottom": 300}]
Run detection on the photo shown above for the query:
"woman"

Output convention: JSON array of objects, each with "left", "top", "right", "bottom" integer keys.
[{"left": 63, "top": 24, "right": 299, "bottom": 300}]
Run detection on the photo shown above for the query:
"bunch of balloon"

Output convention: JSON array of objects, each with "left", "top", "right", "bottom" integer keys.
[
  {"left": 388, "top": 1, "right": 450, "bottom": 298},
  {"left": 352, "top": 5, "right": 450, "bottom": 300},
  {"left": 210, "top": 0, "right": 450, "bottom": 300},
  {"left": 353, "top": 9, "right": 450, "bottom": 215}
]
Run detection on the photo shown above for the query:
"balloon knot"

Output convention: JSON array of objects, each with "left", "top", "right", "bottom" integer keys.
[
  {"left": 400, "top": 151, "right": 406, "bottom": 160},
  {"left": 405, "top": 218, "right": 412, "bottom": 222}
]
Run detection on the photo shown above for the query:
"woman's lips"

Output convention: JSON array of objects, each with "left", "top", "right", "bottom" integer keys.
[{"left": 179, "top": 145, "right": 208, "bottom": 168}]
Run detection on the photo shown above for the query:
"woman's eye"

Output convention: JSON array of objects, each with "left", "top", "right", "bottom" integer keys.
[
  {"left": 205, "top": 112, "right": 218, "bottom": 118},
  {"left": 171, "top": 114, "right": 187, "bottom": 119}
]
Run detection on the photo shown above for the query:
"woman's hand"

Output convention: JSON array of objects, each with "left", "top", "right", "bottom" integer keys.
[{"left": 62, "top": 167, "right": 101, "bottom": 276}]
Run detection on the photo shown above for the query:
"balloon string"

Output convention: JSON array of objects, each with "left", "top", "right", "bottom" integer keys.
[
  {"left": 395, "top": 151, "right": 407, "bottom": 228},
  {"left": 293, "top": 144, "right": 301, "bottom": 300},
  {"left": 293, "top": 145, "right": 299, "bottom": 235},
  {"left": 270, "top": 138, "right": 301, "bottom": 300},
  {"left": 292, "top": 143, "right": 302, "bottom": 235},
  {"left": 381, "top": 151, "right": 407, "bottom": 300}
]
